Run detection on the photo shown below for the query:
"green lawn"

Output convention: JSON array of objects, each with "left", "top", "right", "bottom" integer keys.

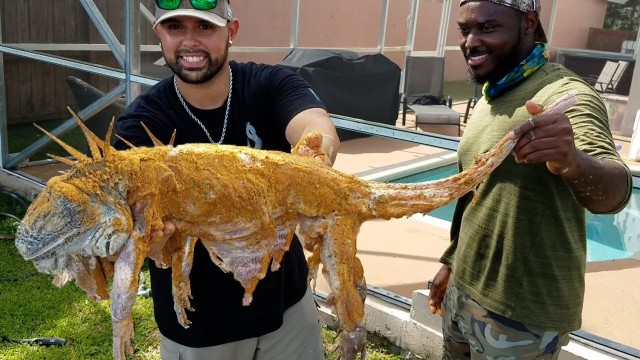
[
  {"left": 7, "top": 119, "right": 89, "bottom": 162},
  {"left": 0, "top": 191, "right": 404, "bottom": 360}
]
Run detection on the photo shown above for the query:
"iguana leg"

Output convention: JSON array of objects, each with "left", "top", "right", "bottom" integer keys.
[
  {"left": 320, "top": 216, "right": 367, "bottom": 360},
  {"left": 110, "top": 201, "right": 154, "bottom": 359},
  {"left": 306, "top": 242, "right": 322, "bottom": 289},
  {"left": 334, "top": 256, "right": 367, "bottom": 360},
  {"left": 167, "top": 235, "right": 198, "bottom": 328},
  {"left": 110, "top": 234, "right": 147, "bottom": 360},
  {"left": 297, "top": 216, "right": 330, "bottom": 288}
]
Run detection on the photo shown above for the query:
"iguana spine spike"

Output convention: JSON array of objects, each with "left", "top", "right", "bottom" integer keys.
[
  {"left": 47, "top": 154, "right": 76, "bottom": 166},
  {"left": 169, "top": 130, "right": 177, "bottom": 147},
  {"left": 103, "top": 118, "right": 116, "bottom": 161},
  {"left": 66, "top": 106, "right": 104, "bottom": 160},
  {"left": 34, "top": 123, "right": 91, "bottom": 163},
  {"left": 115, "top": 134, "right": 136, "bottom": 149},
  {"left": 140, "top": 122, "right": 165, "bottom": 146}
]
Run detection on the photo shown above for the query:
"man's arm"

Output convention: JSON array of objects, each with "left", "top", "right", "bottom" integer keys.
[
  {"left": 285, "top": 107, "right": 340, "bottom": 165},
  {"left": 556, "top": 151, "right": 630, "bottom": 214}
]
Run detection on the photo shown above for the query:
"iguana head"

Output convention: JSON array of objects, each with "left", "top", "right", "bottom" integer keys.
[
  {"left": 14, "top": 111, "right": 134, "bottom": 298},
  {"left": 15, "top": 173, "right": 132, "bottom": 271}
]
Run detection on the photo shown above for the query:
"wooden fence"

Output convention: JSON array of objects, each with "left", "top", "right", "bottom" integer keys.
[
  {"left": 1, "top": 0, "right": 160, "bottom": 124},
  {"left": 587, "top": 28, "right": 637, "bottom": 53}
]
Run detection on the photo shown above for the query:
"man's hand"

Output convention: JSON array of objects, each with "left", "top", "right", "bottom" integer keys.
[
  {"left": 150, "top": 221, "right": 175, "bottom": 252},
  {"left": 427, "top": 264, "right": 451, "bottom": 315},
  {"left": 291, "top": 131, "right": 333, "bottom": 166},
  {"left": 131, "top": 201, "right": 176, "bottom": 266},
  {"left": 510, "top": 97, "right": 579, "bottom": 175},
  {"left": 286, "top": 108, "right": 339, "bottom": 165},
  {"left": 509, "top": 94, "right": 630, "bottom": 213}
]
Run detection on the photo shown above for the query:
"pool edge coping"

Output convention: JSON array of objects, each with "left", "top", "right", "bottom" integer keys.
[{"left": 356, "top": 152, "right": 458, "bottom": 182}]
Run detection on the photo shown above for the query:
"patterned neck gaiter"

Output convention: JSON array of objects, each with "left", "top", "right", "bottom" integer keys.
[{"left": 482, "top": 42, "right": 549, "bottom": 100}]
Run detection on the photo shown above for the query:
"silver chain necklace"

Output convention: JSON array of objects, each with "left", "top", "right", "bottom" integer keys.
[{"left": 173, "top": 66, "right": 232, "bottom": 144}]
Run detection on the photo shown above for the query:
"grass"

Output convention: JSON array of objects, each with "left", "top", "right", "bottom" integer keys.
[
  {"left": 7, "top": 119, "right": 89, "bottom": 162},
  {"left": 0, "top": 191, "right": 405, "bottom": 360}
]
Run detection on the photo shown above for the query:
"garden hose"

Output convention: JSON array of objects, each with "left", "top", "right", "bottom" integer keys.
[{"left": 1, "top": 335, "right": 66, "bottom": 347}]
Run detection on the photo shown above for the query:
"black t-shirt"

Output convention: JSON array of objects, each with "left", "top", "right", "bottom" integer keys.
[{"left": 113, "top": 61, "right": 326, "bottom": 347}]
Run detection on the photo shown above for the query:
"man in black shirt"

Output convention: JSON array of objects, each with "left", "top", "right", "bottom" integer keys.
[{"left": 114, "top": 1, "right": 339, "bottom": 358}]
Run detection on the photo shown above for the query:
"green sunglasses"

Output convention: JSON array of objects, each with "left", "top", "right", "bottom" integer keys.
[{"left": 155, "top": 0, "right": 218, "bottom": 11}]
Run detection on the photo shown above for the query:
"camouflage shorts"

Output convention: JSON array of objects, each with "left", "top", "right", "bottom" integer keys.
[{"left": 441, "top": 283, "right": 570, "bottom": 360}]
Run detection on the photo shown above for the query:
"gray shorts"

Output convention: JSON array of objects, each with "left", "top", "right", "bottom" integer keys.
[
  {"left": 160, "top": 286, "right": 324, "bottom": 360},
  {"left": 442, "top": 283, "right": 570, "bottom": 360}
]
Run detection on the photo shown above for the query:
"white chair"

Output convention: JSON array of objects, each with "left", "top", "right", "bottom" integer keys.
[
  {"left": 594, "top": 60, "right": 628, "bottom": 94},
  {"left": 609, "top": 60, "right": 629, "bottom": 93}
]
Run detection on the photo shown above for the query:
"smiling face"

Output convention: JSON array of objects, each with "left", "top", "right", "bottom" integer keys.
[
  {"left": 457, "top": 1, "right": 537, "bottom": 84},
  {"left": 155, "top": 16, "right": 238, "bottom": 84}
]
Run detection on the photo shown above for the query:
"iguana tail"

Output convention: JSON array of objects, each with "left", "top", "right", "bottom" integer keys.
[
  {"left": 366, "top": 91, "right": 578, "bottom": 220},
  {"left": 367, "top": 134, "right": 517, "bottom": 220}
]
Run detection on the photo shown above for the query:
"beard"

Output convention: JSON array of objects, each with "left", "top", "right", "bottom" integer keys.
[
  {"left": 467, "top": 30, "right": 524, "bottom": 84},
  {"left": 164, "top": 41, "right": 230, "bottom": 84}
]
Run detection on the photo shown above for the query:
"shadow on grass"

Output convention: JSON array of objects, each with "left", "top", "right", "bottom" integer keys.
[{"left": 0, "top": 240, "right": 160, "bottom": 360}]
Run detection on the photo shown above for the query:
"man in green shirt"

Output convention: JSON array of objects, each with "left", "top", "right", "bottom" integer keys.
[{"left": 427, "top": 1, "right": 632, "bottom": 358}]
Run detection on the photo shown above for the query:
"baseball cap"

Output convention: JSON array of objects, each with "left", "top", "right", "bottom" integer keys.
[
  {"left": 154, "top": 0, "right": 233, "bottom": 28},
  {"left": 460, "top": 0, "right": 547, "bottom": 43}
]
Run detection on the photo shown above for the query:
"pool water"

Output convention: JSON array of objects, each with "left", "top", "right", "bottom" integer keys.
[{"left": 392, "top": 164, "right": 639, "bottom": 262}]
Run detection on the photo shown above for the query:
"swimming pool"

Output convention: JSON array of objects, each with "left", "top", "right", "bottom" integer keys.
[{"left": 391, "top": 164, "right": 640, "bottom": 262}]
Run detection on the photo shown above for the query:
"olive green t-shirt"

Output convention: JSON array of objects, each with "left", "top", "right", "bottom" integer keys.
[{"left": 441, "top": 62, "right": 631, "bottom": 332}]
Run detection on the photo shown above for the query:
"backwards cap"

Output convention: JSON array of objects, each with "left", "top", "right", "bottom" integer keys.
[
  {"left": 460, "top": 0, "right": 547, "bottom": 42},
  {"left": 154, "top": 0, "right": 233, "bottom": 28},
  {"left": 460, "top": 0, "right": 540, "bottom": 12}
]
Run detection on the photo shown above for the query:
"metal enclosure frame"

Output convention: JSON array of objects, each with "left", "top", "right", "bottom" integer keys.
[{"left": 0, "top": 0, "right": 459, "bottom": 180}]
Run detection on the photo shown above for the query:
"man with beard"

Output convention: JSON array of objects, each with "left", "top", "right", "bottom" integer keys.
[
  {"left": 114, "top": 1, "right": 338, "bottom": 359},
  {"left": 427, "top": 1, "right": 631, "bottom": 359}
]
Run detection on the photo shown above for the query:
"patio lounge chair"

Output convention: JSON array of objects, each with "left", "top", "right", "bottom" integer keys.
[
  {"left": 462, "top": 83, "right": 483, "bottom": 124},
  {"left": 401, "top": 55, "right": 460, "bottom": 136},
  {"left": 593, "top": 60, "right": 629, "bottom": 94}
]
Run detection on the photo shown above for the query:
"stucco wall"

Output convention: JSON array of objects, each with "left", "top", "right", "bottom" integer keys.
[
  {"left": 229, "top": 0, "right": 413, "bottom": 65},
  {"left": 226, "top": 0, "right": 609, "bottom": 82},
  {"left": 550, "top": 0, "right": 607, "bottom": 49}
]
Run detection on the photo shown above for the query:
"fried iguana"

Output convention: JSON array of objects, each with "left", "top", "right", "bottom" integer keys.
[{"left": 14, "top": 94, "right": 575, "bottom": 360}]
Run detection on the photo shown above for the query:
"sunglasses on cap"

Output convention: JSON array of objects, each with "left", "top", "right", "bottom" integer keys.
[{"left": 155, "top": 0, "right": 219, "bottom": 11}]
